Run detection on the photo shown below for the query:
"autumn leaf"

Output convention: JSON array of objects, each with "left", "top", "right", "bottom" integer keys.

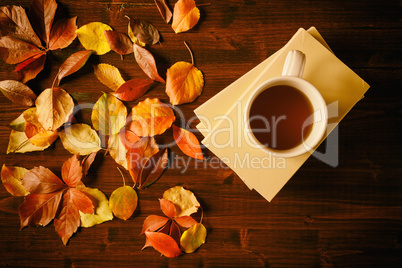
[
  {"left": 108, "top": 133, "right": 129, "bottom": 169},
  {"left": 140, "top": 215, "right": 170, "bottom": 235},
  {"left": 160, "top": 198, "right": 177, "bottom": 219},
  {"left": 48, "top": 17, "right": 77, "bottom": 50},
  {"left": 120, "top": 127, "right": 141, "bottom": 150},
  {"left": 163, "top": 186, "right": 200, "bottom": 217},
  {"left": 7, "top": 130, "right": 52, "bottom": 154},
  {"left": 172, "top": 125, "right": 204, "bottom": 160},
  {"left": 10, "top": 112, "right": 26, "bottom": 132},
  {"left": 154, "top": 0, "right": 173, "bottom": 23},
  {"left": 35, "top": 87, "right": 75, "bottom": 131},
  {"left": 29, "top": 0, "right": 58, "bottom": 45},
  {"left": 59, "top": 124, "right": 101, "bottom": 155},
  {"left": 112, "top": 79, "right": 153, "bottom": 102},
  {"left": 126, "top": 98, "right": 175, "bottom": 137},
  {"left": 79, "top": 187, "right": 113, "bottom": 227},
  {"left": 0, "top": 80, "right": 37, "bottom": 107},
  {"left": 133, "top": 44, "right": 165, "bottom": 83},
  {"left": 1, "top": 165, "right": 29, "bottom": 197},
  {"left": 127, "top": 17, "right": 160, "bottom": 46},
  {"left": 23, "top": 108, "right": 58, "bottom": 147},
  {"left": 139, "top": 148, "right": 168, "bottom": 189},
  {"left": 166, "top": 42, "right": 204, "bottom": 105},
  {"left": 145, "top": 231, "right": 182, "bottom": 258},
  {"left": 172, "top": 0, "right": 200, "bottom": 34},
  {"left": 174, "top": 215, "right": 197, "bottom": 228},
  {"left": 14, "top": 52, "right": 47, "bottom": 83},
  {"left": 109, "top": 186, "right": 138, "bottom": 220},
  {"left": 104, "top": 30, "right": 133, "bottom": 56},
  {"left": 81, "top": 152, "right": 97, "bottom": 177},
  {"left": 56, "top": 50, "right": 93, "bottom": 86},
  {"left": 93, "top": 63, "right": 125, "bottom": 91},
  {"left": 76, "top": 22, "right": 112, "bottom": 55},
  {"left": 0, "top": 35, "right": 42, "bottom": 64},
  {"left": 61, "top": 155, "right": 83, "bottom": 188},
  {"left": 180, "top": 222, "right": 206, "bottom": 253},
  {"left": 91, "top": 93, "right": 127, "bottom": 136}
]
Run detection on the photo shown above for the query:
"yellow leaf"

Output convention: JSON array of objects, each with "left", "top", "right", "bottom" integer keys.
[
  {"left": 172, "top": 0, "right": 200, "bottom": 33},
  {"left": 163, "top": 186, "right": 200, "bottom": 217},
  {"left": 76, "top": 22, "right": 112, "bottom": 55},
  {"left": 91, "top": 93, "right": 127, "bottom": 136},
  {"left": 10, "top": 112, "right": 26, "bottom": 132},
  {"left": 1, "top": 165, "right": 29, "bottom": 196},
  {"left": 35, "top": 87, "right": 74, "bottom": 131},
  {"left": 93, "top": 63, "right": 126, "bottom": 91},
  {"left": 79, "top": 187, "right": 113, "bottom": 227},
  {"left": 108, "top": 133, "right": 128, "bottom": 170},
  {"left": 59, "top": 124, "right": 101, "bottom": 155},
  {"left": 127, "top": 98, "right": 175, "bottom": 136},
  {"left": 127, "top": 19, "right": 146, "bottom": 47},
  {"left": 7, "top": 130, "right": 51, "bottom": 154},
  {"left": 166, "top": 61, "right": 204, "bottom": 105},
  {"left": 109, "top": 186, "right": 138, "bottom": 220},
  {"left": 180, "top": 223, "right": 207, "bottom": 253},
  {"left": 23, "top": 107, "right": 58, "bottom": 147}
]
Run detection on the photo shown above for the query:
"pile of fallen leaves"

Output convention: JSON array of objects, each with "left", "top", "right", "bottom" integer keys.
[{"left": 0, "top": 0, "right": 207, "bottom": 256}]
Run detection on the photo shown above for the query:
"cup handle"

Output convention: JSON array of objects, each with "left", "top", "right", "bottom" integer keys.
[{"left": 282, "top": 50, "right": 306, "bottom": 78}]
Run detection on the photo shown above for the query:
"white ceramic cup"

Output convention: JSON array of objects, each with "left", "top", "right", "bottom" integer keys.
[{"left": 244, "top": 50, "right": 328, "bottom": 158}]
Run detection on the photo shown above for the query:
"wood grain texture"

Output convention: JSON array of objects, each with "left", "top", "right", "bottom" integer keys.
[{"left": 1, "top": 0, "right": 401, "bottom": 267}]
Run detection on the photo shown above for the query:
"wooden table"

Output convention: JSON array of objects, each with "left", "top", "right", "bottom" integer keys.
[{"left": 1, "top": 0, "right": 401, "bottom": 266}]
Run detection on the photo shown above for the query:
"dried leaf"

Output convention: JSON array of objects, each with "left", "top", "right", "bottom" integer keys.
[
  {"left": 79, "top": 187, "right": 113, "bottom": 227},
  {"left": 1, "top": 165, "right": 29, "bottom": 196},
  {"left": 133, "top": 44, "right": 165, "bottom": 83},
  {"left": 140, "top": 215, "right": 170, "bottom": 234},
  {"left": 23, "top": 107, "right": 59, "bottom": 147},
  {"left": 81, "top": 152, "right": 97, "bottom": 177},
  {"left": 145, "top": 231, "right": 182, "bottom": 258},
  {"left": 119, "top": 127, "right": 141, "bottom": 150},
  {"left": 126, "top": 98, "right": 175, "bottom": 137},
  {"left": 169, "top": 220, "right": 181, "bottom": 246},
  {"left": 14, "top": 52, "right": 46, "bottom": 83},
  {"left": 109, "top": 186, "right": 138, "bottom": 220},
  {"left": 104, "top": 30, "right": 133, "bottom": 56},
  {"left": 29, "top": 0, "right": 58, "bottom": 44},
  {"left": 0, "top": 80, "right": 37, "bottom": 107},
  {"left": 59, "top": 124, "right": 102, "bottom": 155},
  {"left": 61, "top": 155, "right": 83, "bottom": 188},
  {"left": 127, "top": 17, "right": 160, "bottom": 45},
  {"left": 108, "top": 133, "right": 128, "bottom": 169},
  {"left": 166, "top": 61, "right": 204, "bottom": 105},
  {"left": 93, "top": 63, "right": 126, "bottom": 91},
  {"left": 10, "top": 112, "right": 26, "bottom": 132},
  {"left": 112, "top": 79, "right": 153, "bottom": 102},
  {"left": 180, "top": 222, "right": 206, "bottom": 253},
  {"left": 22, "top": 166, "right": 66, "bottom": 194},
  {"left": 174, "top": 215, "right": 197, "bottom": 228},
  {"left": 49, "top": 17, "right": 77, "bottom": 50},
  {"left": 172, "top": 0, "right": 200, "bottom": 33},
  {"left": 163, "top": 186, "right": 200, "bottom": 217},
  {"left": 154, "top": 0, "right": 173, "bottom": 23},
  {"left": 0, "top": 36, "right": 42, "bottom": 64},
  {"left": 57, "top": 50, "right": 93, "bottom": 85},
  {"left": 76, "top": 22, "right": 112, "bottom": 55},
  {"left": 172, "top": 125, "right": 204, "bottom": 160},
  {"left": 35, "top": 87, "right": 74, "bottom": 131},
  {"left": 139, "top": 148, "right": 168, "bottom": 189},
  {"left": 7, "top": 130, "right": 51, "bottom": 154},
  {"left": 160, "top": 198, "right": 176, "bottom": 219},
  {"left": 91, "top": 93, "right": 127, "bottom": 136}
]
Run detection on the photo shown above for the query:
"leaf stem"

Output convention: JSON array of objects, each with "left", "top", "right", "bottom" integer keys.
[
  {"left": 184, "top": 41, "right": 194, "bottom": 65},
  {"left": 200, "top": 206, "right": 204, "bottom": 224},
  {"left": 117, "top": 167, "right": 126, "bottom": 187}
]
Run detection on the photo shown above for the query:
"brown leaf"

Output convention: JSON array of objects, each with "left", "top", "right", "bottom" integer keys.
[
  {"left": 0, "top": 80, "right": 37, "bottom": 107},
  {"left": 56, "top": 50, "right": 93, "bottom": 86},
  {"left": 21, "top": 166, "right": 66, "bottom": 194},
  {"left": 140, "top": 215, "right": 170, "bottom": 235},
  {"left": 127, "top": 17, "right": 160, "bottom": 45},
  {"left": 139, "top": 148, "right": 168, "bottom": 189},
  {"left": 159, "top": 198, "right": 176, "bottom": 219},
  {"left": 104, "top": 30, "right": 133, "bottom": 56},
  {"left": 0, "top": 36, "right": 42, "bottom": 64},
  {"left": 145, "top": 231, "right": 182, "bottom": 258},
  {"left": 169, "top": 220, "right": 181, "bottom": 246},
  {"left": 172, "top": 125, "right": 204, "bottom": 160},
  {"left": 154, "top": 0, "right": 173, "bottom": 23},
  {"left": 29, "top": 0, "right": 58, "bottom": 45},
  {"left": 0, "top": 5, "right": 43, "bottom": 48},
  {"left": 49, "top": 17, "right": 77, "bottom": 50},
  {"left": 81, "top": 152, "right": 97, "bottom": 177},
  {"left": 112, "top": 79, "right": 153, "bottom": 102},
  {"left": 133, "top": 44, "right": 165, "bottom": 83},
  {"left": 61, "top": 155, "right": 83, "bottom": 188},
  {"left": 14, "top": 52, "right": 46, "bottom": 83},
  {"left": 172, "top": 0, "right": 200, "bottom": 33}
]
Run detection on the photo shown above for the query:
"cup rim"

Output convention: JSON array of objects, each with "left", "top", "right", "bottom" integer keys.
[{"left": 244, "top": 76, "right": 328, "bottom": 158}]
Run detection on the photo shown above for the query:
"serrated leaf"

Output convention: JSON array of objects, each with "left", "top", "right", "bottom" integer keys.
[
  {"left": 109, "top": 186, "right": 138, "bottom": 220},
  {"left": 57, "top": 50, "right": 93, "bottom": 86},
  {"left": 112, "top": 79, "right": 153, "bottom": 102},
  {"left": 22, "top": 166, "right": 66, "bottom": 194},
  {"left": 159, "top": 198, "right": 176, "bottom": 219},
  {"left": 172, "top": 0, "right": 200, "bottom": 34},
  {"left": 140, "top": 215, "right": 169, "bottom": 235},
  {"left": 76, "top": 22, "right": 112, "bottom": 55},
  {"left": 104, "top": 30, "right": 133, "bottom": 56},
  {"left": 79, "top": 187, "right": 113, "bottom": 227},
  {"left": 163, "top": 186, "right": 200, "bottom": 217},
  {"left": 180, "top": 223, "right": 206, "bottom": 253},
  {"left": 0, "top": 36, "right": 42, "bottom": 64},
  {"left": 172, "top": 125, "right": 204, "bottom": 160},
  {"left": 61, "top": 155, "right": 83, "bottom": 188},
  {"left": 0, "top": 80, "right": 37, "bottom": 107},
  {"left": 133, "top": 44, "right": 165, "bottom": 83},
  {"left": 145, "top": 231, "right": 182, "bottom": 258},
  {"left": 93, "top": 63, "right": 125, "bottom": 91},
  {"left": 49, "top": 17, "right": 77, "bottom": 50},
  {"left": 1, "top": 165, "right": 29, "bottom": 196},
  {"left": 174, "top": 215, "right": 197, "bottom": 228},
  {"left": 23, "top": 107, "right": 58, "bottom": 147},
  {"left": 29, "top": 0, "right": 58, "bottom": 44},
  {"left": 59, "top": 124, "right": 101, "bottom": 155},
  {"left": 14, "top": 52, "right": 47, "bottom": 83}
]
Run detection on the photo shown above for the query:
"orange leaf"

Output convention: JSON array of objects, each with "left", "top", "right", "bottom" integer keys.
[
  {"left": 119, "top": 126, "right": 141, "bottom": 150},
  {"left": 172, "top": 125, "right": 204, "bottom": 160},
  {"left": 29, "top": 0, "right": 58, "bottom": 45},
  {"left": 109, "top": 186, "right": 138, "bottom": 220},
  {"left": 140, "top": 215, "right": 169, "bottom": 235},
  {"left": 0, "top": 80, "right": 37, "bottom": 107},
  {"left": 49, "top": 17, "right": 77, "bottom": 50},
  {"left": 21, "top": 166, "right": 66, "bottom": 194},
  {"left": 23, "top": 107, "right": 58, "bottom": 147},
  {"left": 14, "top": 52, "right": 46, "bottom": 83},
  {"left": 174, "top": 215, "right": 197, "bottom": 228},
  {"left": 61, "top": 155, "right": 83, "bottom": 188},
  {"left": 56, "top": 50, "right": 93, "bottom": 86},
  {"left": 145, "top": 231, "right": 182, "bottom": 258},
  {"left": 172, "top": 0, "right": 200, "bottom": 33},
  {"left": 159, "top": 198, "right": 176, "bottom": 219},
  {"left": 139, "top": 148, "right": 168, "bottom": 189},
  {"left": 0, "top": 36, "right": 42, "bottom": 64},
  {"left": 104, "top": 30, "right": 133, "bottom": 56},
  {"left": 1, "top": 165, "right": 29, "bottom": 197},
  {"left": 133, "top": 44, "right": 165, "bottom": 83},
  {"left": 126, "top": 98, "right": 175, "bottom": 137},
  {"left": 154, "top": 0, "right": 173, "bottom": 23},
  {"left": 69, "top": 187, "right": 94, "bottom": 214},
  {"left": 169, "top": 220, "right": 181, "bottom": 246},
  {"left": 112, "top": 79, "right": 153, "bottom": 102}
]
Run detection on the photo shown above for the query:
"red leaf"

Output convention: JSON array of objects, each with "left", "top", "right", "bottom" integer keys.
[
  {"left": 112, "top": 79, "right": 153, "bottom": 102},
  {"left": 169, "top": 220, "right": 181, "bottom": 246},
  {"left": 172, "top": 125, "right": 204, "bottom": 160},
  {"left": 56, "top": 50, "right": 93, "bottom": 86},
  {"left": 49, "top": 17, "right": 77, "bottom": 50},
  {"left": 133, "top": 44, "right": 165, "bottom": 83},
  {"left": 19, "top": 190, "right": 64, "bottom": 229},
  {"left": 140, "top": 215, "right": 170, "bottom": 235},
  {"left": 159, "top": 198, "right": 176, "bottom": 219},
  {"left": 104, "top": 30, "right": 133, "bottom": 56},
  {"left": 154, "top": 0, "right": 173, "bottom": 23},
  {"left": 29, "top": 0, "right": 58, "bottom": 45},
  {"left": 139, "top": 148, "right": 168, "bottom": 189},
  {"left": 21, "top": 166, "right": 67, "bottom": 194},
  {"left": 119, "top": 127, "right": 141, "bottom": 150},
  {"left": 0, "top": 36, "right": 42, "bottom": 64},
  {"left": 61, "top": 155, "right": 83, "bottom": 187},
  {"left": 145, "top": 231, "right": 182, "bottom": 258},
  {"left": 174, "top": 215, "right": 197, "bottom": 228},
  {"left": 14, "top": 52, "right": 46, "bottom": 83},
  {"left": 69, "top": 188, "right": 94, "bottom": 214}
]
